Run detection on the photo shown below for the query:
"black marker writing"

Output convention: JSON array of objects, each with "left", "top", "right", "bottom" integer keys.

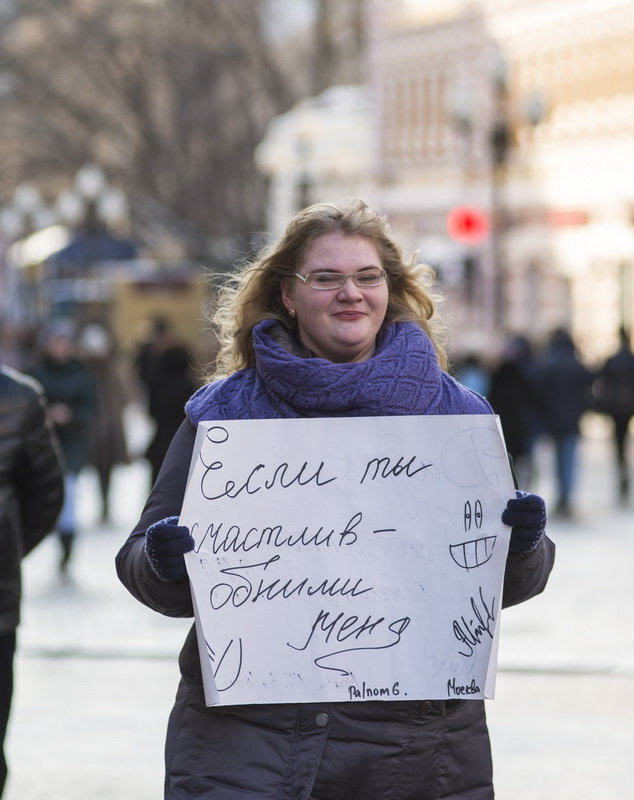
[
  {"left": 360, "top": 455, "right": 432, "bottom": 484},
  {"left": 349, "top": 681, "right": 402, "bottom": 700},
  {"left": 193, "top": 511, "right": 363, "bottom": 554},
  {"left": 452, "top": 586, "right": 496, "bottom": 657},
  {"left": 209, "top": 556, "right": 373, "bottom": 610},
  {"left": 288, "top": 609, "right": 411, "bottom": 674},
  {"left": 198, "top": 425, "right": 337, "bottom": 501},
  {"left": 207, "top": 637, "right": 243, "bottom": 692},
  {"left": 447, "top": 677, "right": 480, "bottom": 697}
]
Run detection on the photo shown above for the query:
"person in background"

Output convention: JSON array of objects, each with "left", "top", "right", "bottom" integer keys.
[
  {"left": 116, "top": 200, "right": 554, "bottom": 800},
  {"left": 30, "top": 319, "right": 96, "bottom": 573},
  {"left": 79, "top": 323, "right": 131, "bottom": 523},
  {"left": 454, "top": 351, "right": 490, "bottom": 397},
  {"left": 593, "top": 326, "right": 634, "bottom": 502},
  {"left": 0, "top": 364, "right": 64, "bottom": 796},
  {"left": 134, "top": 317, "right": 196, "bottom": 486},
  {"left": 488, "top": 335, "right": 541, "bottom": 489},
  {"left": 533, "top": 327, "right": 595, "bottom": 517}
]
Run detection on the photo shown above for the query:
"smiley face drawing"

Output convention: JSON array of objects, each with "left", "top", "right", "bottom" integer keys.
[{"left": 449, "top": 499, "right": 497, "bottom": 571}]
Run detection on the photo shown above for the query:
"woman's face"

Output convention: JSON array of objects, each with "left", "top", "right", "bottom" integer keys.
[{"left": 281, "top": 232, "right": 389, "bottom": 363}]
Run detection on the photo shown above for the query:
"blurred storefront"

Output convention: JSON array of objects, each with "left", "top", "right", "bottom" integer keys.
[
  {"left": 257, "top": 0, "right": 634, "bottom": 363},
  {"left": 367, "top": 0, "right": 634, "bottom": 360},
  {"left": 255, "top": 85, "right": 376, "bottom": 236},
  {"left": 1, "top": 165, "right": 216, "bottom": 368},
  {"left": 13, "top": 246, "right": 213, "bottom": 362}
]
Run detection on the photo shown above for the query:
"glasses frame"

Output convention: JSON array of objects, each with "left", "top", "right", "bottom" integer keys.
[{"left": 292, "top": 268, "right": 386, "bottom": 291}]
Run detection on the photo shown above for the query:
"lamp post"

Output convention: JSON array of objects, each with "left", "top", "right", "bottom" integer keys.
[
  {"left": 489, "top": 50, "right": 512, "bottom": 329},
  {"left": 57, "top": 164, "right": 129, "bottom": 241},
  {"left": 0, "top": 182, "right": 55, "bottom": 323},
  {"left": 448, "top": 48, "right": 545, "bottom": 333},
  {"left": 489, "top": 53, "right": 546, "bottom": 330},
  {"left": 0, "top": 165, "right": 130, "bottom": 326},
  {"left": 51, "top": 163, "right": 131, "bottom": 281}
]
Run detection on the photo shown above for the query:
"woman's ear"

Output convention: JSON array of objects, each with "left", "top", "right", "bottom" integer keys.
[{"left": 280, "top": 277, "right": 295, "bottom": 315}]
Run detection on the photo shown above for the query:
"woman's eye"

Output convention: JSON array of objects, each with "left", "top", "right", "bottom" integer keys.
[
  {"left": 312, "top": 273, "right": 338, "bottom": 287},
  {"left": 356, "top": 270, "right": 382, "bottom": 285}
]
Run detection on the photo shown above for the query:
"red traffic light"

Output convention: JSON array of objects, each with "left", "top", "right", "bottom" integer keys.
[{"left": 446, "top": 206, "right": 489, "bottom": 245}]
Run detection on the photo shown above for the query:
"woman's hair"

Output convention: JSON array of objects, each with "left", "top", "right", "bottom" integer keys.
[{"left": 211, "top": 199, "right": 447, "bottom": 378}]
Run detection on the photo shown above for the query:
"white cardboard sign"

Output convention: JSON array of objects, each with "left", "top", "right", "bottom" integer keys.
[{"left": 181, "top": 415, "right": 515, "bottom": 706}]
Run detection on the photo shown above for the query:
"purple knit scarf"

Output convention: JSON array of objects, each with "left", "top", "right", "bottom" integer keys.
[{"left": 185, "top": 320, "right": 491, "bottom": 423}]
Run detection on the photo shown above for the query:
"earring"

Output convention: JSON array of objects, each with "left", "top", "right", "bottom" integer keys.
[{"left": 289, "top": 309, "right": 296, "bottom": 318}]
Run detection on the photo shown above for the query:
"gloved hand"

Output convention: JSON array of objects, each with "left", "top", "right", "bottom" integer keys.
[
  {"left": 502, "top": 491, "right": 547, "bottom": 554},
  {"left": 145, "top": 516, "right": 195, "bottom": 581}
]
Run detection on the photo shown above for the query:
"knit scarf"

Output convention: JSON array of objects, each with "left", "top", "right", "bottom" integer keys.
[{"left": 185, "top": 320, "right": 491, "bottom": 424}]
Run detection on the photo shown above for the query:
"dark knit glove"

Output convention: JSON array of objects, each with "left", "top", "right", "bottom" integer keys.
[
  {"left": 502, "top": 491, "right": 547, "bottom": 554},
  {"left": 145, "top": 516, "right": 195, "bottom": 581}
]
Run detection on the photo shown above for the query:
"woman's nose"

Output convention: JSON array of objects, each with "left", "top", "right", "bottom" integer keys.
[{"left": 337, "top": 275, "right": 364, "bottom": 300}]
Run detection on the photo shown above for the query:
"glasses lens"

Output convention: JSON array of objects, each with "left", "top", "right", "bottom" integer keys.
[
  {"left": 309, "top": 272, "right": 344, "bottom": 289},
  {"left": 301, "top": 268, "right": 386, "bottom": 289},
  {"left": 354, "top": 268, "right": 384, "bottom": 286}
]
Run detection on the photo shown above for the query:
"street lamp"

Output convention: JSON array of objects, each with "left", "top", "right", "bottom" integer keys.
[
  {"left": 448, "top": 47, "right": 546, "bottom": 332},
  {"left": 0, "top": 182, "right": 57, "bottom": 323},
  {"left": 57, "top": 163, "right": 129, "bottom": 236}
]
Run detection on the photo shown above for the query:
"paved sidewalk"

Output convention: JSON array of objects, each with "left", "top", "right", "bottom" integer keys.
[{"left": 4, "top": 419, "right": 634, "bottom": 799}]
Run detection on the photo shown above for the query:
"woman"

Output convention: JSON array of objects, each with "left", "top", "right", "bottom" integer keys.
[
  {"left": 78, "top": 323, "right": 131, "bottom": 523},
  {"left": 116, "top": 201, "right": 554, "bottom": 800},
  {"left": 31, "top": 318, "right": 96, "bottom": 573}
]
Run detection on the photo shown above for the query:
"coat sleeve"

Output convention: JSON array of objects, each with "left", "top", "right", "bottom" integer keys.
[
  {"left": 16, "top": 381, "right": 65, "bottom": 555},
  {"left": 115, "top": 418, "right": 197, "bottom": 618},
  {"left": 501, "top": 533, "right": 555, "bottom": 608}
]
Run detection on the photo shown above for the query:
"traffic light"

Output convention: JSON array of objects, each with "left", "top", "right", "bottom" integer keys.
[{"left": 446, "top": 206, "right": 489, "bottom": 245}]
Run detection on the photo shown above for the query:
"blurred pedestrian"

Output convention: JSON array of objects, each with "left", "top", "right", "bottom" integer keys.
[
  {"left": 488, "top": 335, "right": 541, "bottom": 489},
  {"left": 455, "top": 351, "right": 490, "bottom": 397},
  {"left": 30, "top": 319, "right": 96, "bottom": 573},
  {"left": 593, "top": 326, "right": 634, "bottom": 502},
  {"left": 79, "top": 323, "right": 132, "bottom": 523},
  {"left": 116, "top": 200, "right": 555, "bottom": 800},
  {"left": 534, "top": 327, "right": 595, "bottom": 517},
  {"left": 134, "top": 315, "right": 171, "bottom": 399},
  {"left": 0, "top": 365, "right": 64, "bottom": 797},
  {"left": 134, "top": 317, "right": 196, "bottom": 486}
]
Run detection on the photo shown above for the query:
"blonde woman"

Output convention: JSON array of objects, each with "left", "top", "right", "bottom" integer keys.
[{"left": 117, "top": 200, "right": 553, "bottom": 800}]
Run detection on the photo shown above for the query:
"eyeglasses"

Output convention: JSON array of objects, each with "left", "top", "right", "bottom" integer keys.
[{"left": 293, "top": 268, "right": 386, "bottom": 290}]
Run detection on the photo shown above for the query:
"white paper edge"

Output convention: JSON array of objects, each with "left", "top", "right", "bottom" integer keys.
[{"left": 182, "top": 422, "right": 221, "bottom": 705}]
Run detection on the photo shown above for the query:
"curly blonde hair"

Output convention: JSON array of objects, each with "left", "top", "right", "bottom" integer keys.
[{"left": 211, "top": 200, "right": 447, "bottom": 378}]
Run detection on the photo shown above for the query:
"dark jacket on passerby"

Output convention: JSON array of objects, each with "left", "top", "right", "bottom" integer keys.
[
  {"left": 30, "top": 356, "right": 95, "bottom": 473},
  {"left": 487, "top": 337, "right": 541, "bottom": 462},
  {"left": 594, "top": 338, "right": 634, "bottom": 422},
  {"left": 0, "top": 366, "right": 64, "bottom": 633},
  {"left": 533, "top": 330, "right": 595, "bottom": 437},
  {"left": 83, "top": 353, "right": 130, "bottom": 476},
  {"left": 143, "top": 344, "right": 196, "bottom": 483}
]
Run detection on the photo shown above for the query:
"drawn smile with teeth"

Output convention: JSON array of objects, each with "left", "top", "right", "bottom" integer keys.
[{"left": 449, "top": 499, "right": 498, "bottom": 570}]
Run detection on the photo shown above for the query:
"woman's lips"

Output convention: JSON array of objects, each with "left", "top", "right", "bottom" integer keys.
[{"left": 334, "top": 311, "right": 366, "bottom": 320}]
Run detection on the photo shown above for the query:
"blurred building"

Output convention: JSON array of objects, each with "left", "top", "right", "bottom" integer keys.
[
  {"left": 368, "top": 0, "right": 634, "bottom": 359},
  {"left": 256, "top": 85, "right": 376, "bottom": 236},
  {"left": 258, "top": 0, "right": 634, "bottom": 361}
]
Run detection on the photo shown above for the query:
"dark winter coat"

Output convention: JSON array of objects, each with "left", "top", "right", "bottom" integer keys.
[
  {"left": 84, "top": 355, "right": 130, "bottom": 477},
  {"left": 594, "top": 346, "right": 634, "bottom": 423},
  {"left": 143, "top": 344, "right": 196, "bottom": 482},
  {"left": 487, "top": 361, "right": 538, "bottom": 459},
  {"left": 30, "top": 356, "right": 96, "bottom": 472},
  {"left": 117, "top": 322, "right": 555, "bottom": 800},
  {"left": 118, "top": 420, "right": 554, "bottom": 800},
  {"left": 0, "top": 366, "right": 64, "bottom": 634},
  {"left": 533, "top": 343, "right": 595, "bottom": 438}
]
